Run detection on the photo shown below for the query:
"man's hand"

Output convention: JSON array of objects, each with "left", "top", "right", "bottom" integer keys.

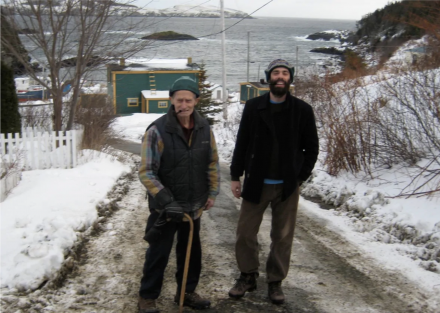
[
  {"left": 204, "top": 198, "right": 215, "bottom": 211},
  {"left": 231, "top": 181, "right": 241, "bottom": 199},
  {"left": 164, "top": 201, "right": 184, "bottom": 222}
]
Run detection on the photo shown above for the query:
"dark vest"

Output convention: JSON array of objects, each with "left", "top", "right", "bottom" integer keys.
[{"left": 148, "top": 109, "right": 211, "bottom": 213}]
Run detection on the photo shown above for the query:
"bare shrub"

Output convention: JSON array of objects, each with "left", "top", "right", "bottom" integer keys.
[
  {"left": 296, "top": 61, "right": 440, "bottom": 197},
  {"left": 19, "top": 103, "right": 71, "bottom": 131},
  {"left": 297, "top": 73, "right": 378, "bottom": 176},
  {"left": 1, "top": 146, "right": 24, "bottom": 179},
  {"left": 74, "top": 96, "right": 116, "bottom": 150},
  {"left": 375, "top": 67, "right": 440, "bottom": 197}
]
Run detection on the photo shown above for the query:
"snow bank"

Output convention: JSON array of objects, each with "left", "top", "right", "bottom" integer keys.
[
  {"left": 111, "top": 113, "right": 164, "bottom": 143},
  {"left": 0, "top": 151, "right": 130, "bottom": 291},
  {"left": 302, "top": 167, "right": 440, "bottom": 276}
]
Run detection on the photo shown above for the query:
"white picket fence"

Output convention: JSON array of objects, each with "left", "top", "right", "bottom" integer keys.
[
  {"left": 0, "top": 127, "right": 84, "bottom": 202},
  {"left": 1, "top": 127, "right": 84, "bottom": 170}
]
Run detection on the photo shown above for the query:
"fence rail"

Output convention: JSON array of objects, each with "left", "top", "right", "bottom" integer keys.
[{"left": 1, "top": 127, "right": 83, "bottom": 171}]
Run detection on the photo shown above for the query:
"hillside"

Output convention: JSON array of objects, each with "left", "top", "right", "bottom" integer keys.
[
  {"left": 352, "top": 0, "right": 439, "bottom": 61},
  {"left": 136, "top": 4, "right": 252, "bottom": 18}
]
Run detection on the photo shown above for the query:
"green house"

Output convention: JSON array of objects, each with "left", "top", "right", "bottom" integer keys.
[
  {"left": 239, "top": 81, "right": 295, "bottom": 103},
  {"left": 239, "top": 82, "right": 270, "bottom": 103},
  {"left": 107, "top": 58, "right": 200, "bottom": 115}
]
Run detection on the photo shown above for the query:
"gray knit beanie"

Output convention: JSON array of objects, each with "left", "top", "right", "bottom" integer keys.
[
  {"left": 169, "top": 76, "right": 200, "bottom": 98},
  {"left": 264, "top": 59, "right": 295, "bottom": 82}
]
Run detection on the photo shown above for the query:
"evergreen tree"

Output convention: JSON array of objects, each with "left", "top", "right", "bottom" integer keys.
[
  {"left": 197, "top": 63, "right": 223, "bottom": 125},
  {"left": 1, "top": 61, "right": 21, "bottom": 134}
]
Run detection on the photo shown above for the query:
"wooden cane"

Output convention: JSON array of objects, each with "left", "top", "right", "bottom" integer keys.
[{"left": 179, "top": 213, "right": 194, "bottom": 313}]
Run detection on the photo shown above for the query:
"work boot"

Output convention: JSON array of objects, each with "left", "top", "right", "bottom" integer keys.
[
  {"left": 174, "top": 291, "right": 211, "bottom": 310},
  {"left": 228, "top": 272, "right": 258, "bottom": 298},
  {"left": 138, "top": 297, "right": 159, "bottom": 313},
  {"left": 268, "top": 281, "right": 285, "bottom": 304}
]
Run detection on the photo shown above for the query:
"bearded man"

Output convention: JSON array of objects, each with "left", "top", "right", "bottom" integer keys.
[{"left": 228, "top": 59, "right": 319, "bottom": 304}]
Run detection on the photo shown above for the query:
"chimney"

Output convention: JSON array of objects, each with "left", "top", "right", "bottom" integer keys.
[
  {"left": 187, "top": 57, "right": 192, "bottom": 64},
  {"left": 119, "top": 58, "right": 125, "bottom": 66}
]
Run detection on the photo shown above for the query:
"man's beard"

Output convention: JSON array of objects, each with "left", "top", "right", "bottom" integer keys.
[{"left": 269, "top": 79, "right": 290, "bottom": 97}]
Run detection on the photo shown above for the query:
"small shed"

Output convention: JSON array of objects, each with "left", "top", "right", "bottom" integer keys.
[
  {"left": 141, "top": 90, "right": 170, "bottom": 113},
  {"left": 405, "top": 47, "right": 427, "bottom": 64},
  {"left": 239, "top": 82, "right": 270, "bottom": 103},
  {"left": 209, "top": 83, "right": 225, "bottom": 101}
]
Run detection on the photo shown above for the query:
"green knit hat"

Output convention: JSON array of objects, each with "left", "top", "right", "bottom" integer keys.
[
  {"left": 169, "top": 76, "right": 200, "bottom": 98},
  {"left": 264, "top": 59, "right": 295, "bottom": 82}
]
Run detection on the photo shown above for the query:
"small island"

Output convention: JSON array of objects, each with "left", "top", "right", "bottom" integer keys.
[
  {"left": 310, "top": 47, "right": 345, "bottom": 56},
  {"left": 306, "top": 30, "right": 354, "bottom": 43},
  {"left": 141, "top": 31, "right": 199, "bottom": 41}
]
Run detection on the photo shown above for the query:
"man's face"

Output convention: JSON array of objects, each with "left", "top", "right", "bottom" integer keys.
[
  {"left": 170, "top": 90, "right": 199, "bottom": 117},
  {"left": 269, "top": 67, "right": 291, "bottom": 97}
]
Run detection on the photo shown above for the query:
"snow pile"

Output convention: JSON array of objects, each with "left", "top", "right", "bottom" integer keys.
[
  {"left": 0, "top": 150, "right": 130, "bottom": 291},
  {"left": 112, "top": 113, "right": 163, "bottom": 143},
  {"left": 302, "top": 167, "right": 440, "bottom": 274},
  {"left": 80, "top": 83, "right": 107, "bottom": 94}
]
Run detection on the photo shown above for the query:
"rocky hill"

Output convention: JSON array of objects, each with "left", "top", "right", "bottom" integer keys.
[
  {"left": 306, "top": 1, "right": 438, "bottom": 69},
  {"left": 134, "top": 5, "right": 252, "bottom": 18}
]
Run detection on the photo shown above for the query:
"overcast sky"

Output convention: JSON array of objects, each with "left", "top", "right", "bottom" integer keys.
[{"left": 134, "top": 0, "right": 396, "bottom": 20}]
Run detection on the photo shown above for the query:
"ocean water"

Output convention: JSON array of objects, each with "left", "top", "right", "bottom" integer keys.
[
  {"left": 129, "top": 16, "right": 356, "bottom": 90},
  {"left": 20, "top": 16, "right": 356, "bottom": 92}
]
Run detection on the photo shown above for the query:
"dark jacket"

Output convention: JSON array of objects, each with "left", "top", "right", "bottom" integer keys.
[
  {"left": 230, "top": 92, "right": 319, "bottom": 204},
  {"left": 148, "top": 107, "right": 212, "bottom": 213}
]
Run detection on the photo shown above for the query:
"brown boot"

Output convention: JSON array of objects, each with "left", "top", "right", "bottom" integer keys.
[
  {"left": 228, "top": 272, "right": 258, "bottom": 298},
  {"left": 138, "top": 297, "right": 159, "bottom": 313},
  {"left": 174, "top": 291, "right": 211, "bottom": 310},
  {"left": 268, "top": 281, "right": 285, "bottom": 304}
]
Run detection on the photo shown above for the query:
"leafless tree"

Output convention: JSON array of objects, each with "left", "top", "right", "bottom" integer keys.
[{"left": 1, "top": 0, "right": 152, "bottom": 131}]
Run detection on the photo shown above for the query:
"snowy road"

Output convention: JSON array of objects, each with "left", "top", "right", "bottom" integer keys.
[{"left": 2, "top": 154, "right": 431, "bottom": 312}]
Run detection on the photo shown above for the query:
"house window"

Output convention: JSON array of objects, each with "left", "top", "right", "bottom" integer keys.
[
  {"left": 158, "top": 101, "right": 168, "bottom": 108},
  {"left": 127, "top": 98, "right": 138, "bottom": 107}
]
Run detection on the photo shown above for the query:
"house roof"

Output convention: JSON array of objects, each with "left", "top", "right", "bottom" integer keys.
[
  {"left": 123, "top": 58, "right": 198, "bottom": 71},
  {"left": 141, "top": 90, "right": 170, "bottom": 99},
  {"left": 405, "top": 47, "right": 427, "bottom": 53},
  {"left": 241, "top": 82, "right": 269, "bottom": 89}
]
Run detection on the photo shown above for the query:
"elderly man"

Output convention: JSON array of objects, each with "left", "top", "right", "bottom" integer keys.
[
  {"left": 138, "top": 76, "right": 220, "bottom": 313},
  {"left": 228, "top": 59, "right": 319, "bottom": 304}
]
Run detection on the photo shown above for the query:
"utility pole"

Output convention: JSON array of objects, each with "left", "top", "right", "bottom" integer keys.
[
  {"left": 296, "top": 46, "right": 299, "bottom": 77},
  {"left": 220, "top": 0, "right": 228, "bottom": 120},
  {"left": 247, "top": 31, "right": 250, "bottom": 82}
]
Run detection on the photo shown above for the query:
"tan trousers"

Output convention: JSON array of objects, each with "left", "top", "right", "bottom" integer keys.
[{"left": 235, "top": 183, "right": 300, "bottom": 283}]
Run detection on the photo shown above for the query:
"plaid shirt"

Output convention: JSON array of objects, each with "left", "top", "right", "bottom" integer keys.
[{"left": 139, "top": 125, "right": 220, "bottom": 201}]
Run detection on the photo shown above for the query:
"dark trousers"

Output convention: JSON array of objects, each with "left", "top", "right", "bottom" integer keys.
[
  {"left": 235, "top": 183, "right": 300, "bottom": 282},
  {"left": 139, "top": 210, "right": 202, "bottom": 299}
]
